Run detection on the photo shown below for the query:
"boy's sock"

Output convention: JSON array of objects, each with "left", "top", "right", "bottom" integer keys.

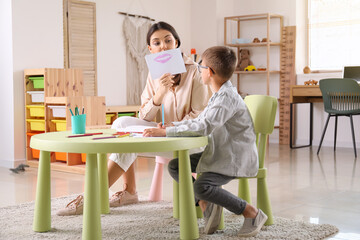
[
  {"left": 203, "top": 202, "right": 223, "bottom": 234},
  {"left": 238, "top": 209, "right": 268, "bottom": 237}
]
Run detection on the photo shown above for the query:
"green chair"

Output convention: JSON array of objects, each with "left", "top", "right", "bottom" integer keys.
[
  {"left": 237, "top": 94, "right": 277, "bottom": 226},
  {"left": 317, "top": 78, "right": 360, "bottom": 157}
]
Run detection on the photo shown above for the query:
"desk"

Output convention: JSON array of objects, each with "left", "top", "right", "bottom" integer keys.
[
  {"left": 30, "top": 129, "right": 208, "bottom": 240},
  {"left": 290, "top": 85, "right": 323, "bottom": 148}
]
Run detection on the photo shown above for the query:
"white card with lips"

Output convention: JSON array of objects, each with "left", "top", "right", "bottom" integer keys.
[{"left": 145, "top": 48, "right": 186, "bottom": 79}]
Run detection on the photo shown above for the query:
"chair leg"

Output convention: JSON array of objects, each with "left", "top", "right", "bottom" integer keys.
[
  {"left": 238, "top": 178, "right": 251, "bottom": 204},
  {"left": 317, "top": 114, "right": 331, "bottom": 155},
  {"left": 173, "top": 179, "right": 179, "bottom": 219},
  {"left": 257, "top": 178, "right": 273, "bottom": 226},
  {"left": 350, "top": 115, "right": 357, "bottom": 158},
  {"left": 149, "top": 157, "right": 170, "bottom": 202},
  {"left": 334, "top": 115, "right": 338, "bottom": 152}
]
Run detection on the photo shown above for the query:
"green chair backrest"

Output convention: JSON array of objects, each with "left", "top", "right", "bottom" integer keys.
[
  {"left": 319, "top": 78, "right": 360, "bottom": 114},
  {"left": 244, "top": 95, "right": 277, "bottom": 169}
]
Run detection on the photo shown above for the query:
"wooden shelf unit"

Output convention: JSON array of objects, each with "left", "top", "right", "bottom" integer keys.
[
  {"left": 24, "top": 68, "right": 107, "bottom": 174},
  {"left": 105, "top": 105, "right": 140, "bottom": 125},
  {"left": 224, "top": 13, "right": 283, "bottom": 95}
]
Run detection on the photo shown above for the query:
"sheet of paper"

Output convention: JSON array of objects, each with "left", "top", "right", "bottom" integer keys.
[
  {"left": 116, "top": 125, "right": 156, "bottom": 133},
  {"left": 145, "top": 48, "right": 186, "bottom": 79}
]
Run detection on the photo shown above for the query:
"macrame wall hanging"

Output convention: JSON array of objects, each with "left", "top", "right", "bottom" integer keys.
[{"left": 123, "top": 16, "right": 152, "bottom": 105}]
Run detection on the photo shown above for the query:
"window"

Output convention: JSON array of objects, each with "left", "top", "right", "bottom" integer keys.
[{"left": 308, "top": 0, "right": 360, "bottom": 70}]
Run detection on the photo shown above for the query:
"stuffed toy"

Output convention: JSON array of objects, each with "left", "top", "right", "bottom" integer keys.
[
  {"left": 252, "top": 37, "right": 260, "bottom": 43},
  {"left": 304, "top": 80, "right": 318, "bottom": 85},
  {"left": 237, "top": 49, "right": 253, "bottom": 71}
]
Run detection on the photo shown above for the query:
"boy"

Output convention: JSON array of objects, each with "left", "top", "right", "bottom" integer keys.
[{"left": 143, "top": 46, "right": 267, "bottom": 237}]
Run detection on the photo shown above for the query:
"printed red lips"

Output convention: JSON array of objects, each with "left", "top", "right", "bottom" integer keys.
[{"left": 154, "top": 53, "right": 172, "bottom": 63}]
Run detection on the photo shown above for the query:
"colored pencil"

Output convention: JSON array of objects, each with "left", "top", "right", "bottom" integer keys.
[
  {"left": 67, "top": 132, "right": 103, "bottom": 138},
  {"left": 92, "top": 133, "right": 130, "bottom": 140},
  {"left": 161, "top": 104, "right": 165, "bottom": 126}
]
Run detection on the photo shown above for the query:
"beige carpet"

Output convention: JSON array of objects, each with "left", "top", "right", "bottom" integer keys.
[{"left": 0, "top": 195, "right": 338, "bottom": 240}]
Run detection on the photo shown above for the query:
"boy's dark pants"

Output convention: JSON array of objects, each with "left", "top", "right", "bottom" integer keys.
[{"left": 168, "top": 152, "right": 247, "bottom": 215}]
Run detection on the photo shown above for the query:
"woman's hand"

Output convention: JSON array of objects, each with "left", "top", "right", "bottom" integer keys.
[
  {"left": 153, "top": 73, "right": 174, "bottom": 105},
  {"left": 157, "top": 122, "right": 174, "bottom": 128},
  {"left": 143, "top": 128, "right": 166, "bottom": 137}
]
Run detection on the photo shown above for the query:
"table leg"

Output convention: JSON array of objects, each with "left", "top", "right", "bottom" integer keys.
[
  {"left": 178, "top": 150, "right": 199, "bottom": 240},
  {"left": 97, "top": 153, "right": 109, "bottom": 214},
  {"left": 82, "top": 153, "right": 102, "bottom": 240},
  {"left": 290, "top": 102, "right": 313, "bottom": 148},
  {"left": 33, "top": 150, "right": 51, "bottom": 232}
]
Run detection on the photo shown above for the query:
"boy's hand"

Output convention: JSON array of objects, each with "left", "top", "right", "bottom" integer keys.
[{"left": 143, "top": 128, "right": 166, "bottom": 137}]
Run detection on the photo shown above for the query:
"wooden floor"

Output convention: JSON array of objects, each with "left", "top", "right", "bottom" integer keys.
[{"left": 1, "top": 143, "right": 359, "bottom": 239}]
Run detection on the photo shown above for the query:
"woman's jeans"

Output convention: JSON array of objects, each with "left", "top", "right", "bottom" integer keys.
[{"left": 168, "top": 152, "right": 247, "bottom": 215}]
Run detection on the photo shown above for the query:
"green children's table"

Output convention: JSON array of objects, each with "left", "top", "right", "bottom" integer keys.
[{"left": 30, "top": 129, "right": 208, "bottom": 240}]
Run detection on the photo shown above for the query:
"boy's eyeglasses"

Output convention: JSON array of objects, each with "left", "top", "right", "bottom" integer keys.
[{"left": 197, "top": 60, "right": 215, "bottom": 74}]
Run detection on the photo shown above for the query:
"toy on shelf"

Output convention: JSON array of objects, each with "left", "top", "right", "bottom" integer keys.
[
  {"left": 304, "top": 80, "right": 318, "bottom": 85},
  {"left": 252, "top": 37, "right": 260, "bottom": 43},
  {"left": 303, "top": 66, "right": 311, "bottom": 74},
  {"left": 237, "top": 49, "right": 253, "bottom": 71},
  {"left": 257, "top": 66, "right": 266, "bottom": 71},
  {"left": 261, "top": 38, "right": 271, "bottom": 42},
  {"left": 244, "top": 65, "right": 257, "bottom": 71},
  {"left": 190, "top": 48, "right": 200, "bottom": 63}
]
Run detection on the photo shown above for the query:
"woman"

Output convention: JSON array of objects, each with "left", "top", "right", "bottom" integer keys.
[{"left": 57, "top": 21, "right": 212, "bottom": 216}]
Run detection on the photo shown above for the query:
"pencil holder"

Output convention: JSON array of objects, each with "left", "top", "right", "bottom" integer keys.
[{"left": 71, "top": 114, "right": 86, "bottom": 134}]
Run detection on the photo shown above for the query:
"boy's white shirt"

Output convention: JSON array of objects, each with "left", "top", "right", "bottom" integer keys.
[{"left": 166, "top": 80, "right": 258, "bottom": 178}]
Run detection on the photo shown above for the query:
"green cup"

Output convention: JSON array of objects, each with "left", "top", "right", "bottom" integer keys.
[{"left": 71, "top": 114, "right": 86, "bottom": 134}]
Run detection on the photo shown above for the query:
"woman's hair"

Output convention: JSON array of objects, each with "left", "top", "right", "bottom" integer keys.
[
  {"left": 202, "top": 46, "right": 237, "bottom": 80},
  {"left": 146, "top": 21, "right": 181, "bottom": 47}
]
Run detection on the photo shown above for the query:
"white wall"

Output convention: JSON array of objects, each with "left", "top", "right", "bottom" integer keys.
[
  {"left": 1, "top": 0, "right": 65, "bottom": 167},
  {"left": 0, "top": 0, "right": 15, "bottom": 168}
]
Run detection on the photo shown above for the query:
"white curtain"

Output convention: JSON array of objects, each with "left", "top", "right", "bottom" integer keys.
[
  {"left": 309, "top": 0, "right": 360, "bottom": 70},
  {"left": 123, "top": 16, "right": 152, "bottom": 105}
]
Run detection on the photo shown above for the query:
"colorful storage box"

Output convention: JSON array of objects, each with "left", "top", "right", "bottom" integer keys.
[
  {"left": 81, "top": 153, "right": 86, "bottom": 163},
  {"left": 32, "top": 148, "right": 40, "bottom": 159},
  {"left": 51, "top": 119, "right": 67, "bottom": 131},
  {"left": 27, "top": 91, "right": 44, "bottom": 103},
  {"left": 26, "top": 105, "right": 45, "bottom": 117},
  {"left": 26, "top": 119, "right": 45, "bottom": 131},
  {"left": 48, "top": 105, "right": 66, "bottom": 118},
  {"left": 106, "top": 113, "right": 115, "bottom": 124},
  {"left": 55, "top": 152, "right": 67, "bottom": 162},
  {"left": 26, "top": 132, "right": 42, "bottom": 159},
  {"left": 29, "top": 76, "right": 44, "bottom": 89},
  {"left": 118, "top": 112, "right": 136, "bottom": 118}
]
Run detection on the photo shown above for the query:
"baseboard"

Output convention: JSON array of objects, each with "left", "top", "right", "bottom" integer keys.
[{"left": 0, "top": 159, "right": 26, "bottom": 169}]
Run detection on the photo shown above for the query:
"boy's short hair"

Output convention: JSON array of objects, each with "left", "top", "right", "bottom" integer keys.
[{"left": 202, "top": 46, "right": 237, "bottom": 80}]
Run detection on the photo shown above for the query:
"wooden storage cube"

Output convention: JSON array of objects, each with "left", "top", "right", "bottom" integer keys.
[
  {"left": 55, "top": 152, "right": 67, "bottom": 162},
  {"left": 27, "top": 91, "right": 44, "bottom": 103},
  {"left": 51, "top": 119, "right": 67, "bottom": 131},
  {"left": 26, "top": 119, "right": 45, "bottom": 131},
  {"left": 26, "top": 105, "right": 45, "bottom": 117}
]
